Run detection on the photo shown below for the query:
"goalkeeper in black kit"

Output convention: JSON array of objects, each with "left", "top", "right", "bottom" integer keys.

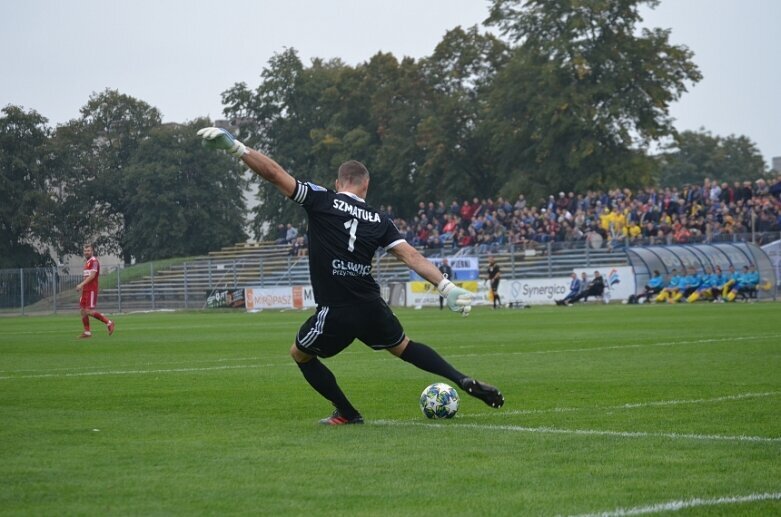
[{"left": 198, "top": 127, "right": 504, "bottom": 425}]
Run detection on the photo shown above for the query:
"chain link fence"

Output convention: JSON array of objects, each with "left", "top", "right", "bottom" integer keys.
[
  {"left": 1, "top": 265, "right": 116, "bottom": 315},
  {"left": 0, "top": 257, "right": 314, "bottom": 315}
]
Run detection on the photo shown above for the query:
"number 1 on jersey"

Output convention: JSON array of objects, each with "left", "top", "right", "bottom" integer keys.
[{"left": 344, "top": 218, "right": 358, "bottom": 252}]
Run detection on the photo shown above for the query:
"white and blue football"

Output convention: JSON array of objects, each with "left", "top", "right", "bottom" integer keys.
[{"left": 419, "top": 382, "right": 459, "bottom": 419}]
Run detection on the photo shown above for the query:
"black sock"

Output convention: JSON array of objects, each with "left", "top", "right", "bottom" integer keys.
[
  {"left": 494, "top": 294, "right": 501, "bottom": 307},
  {"left": 400, "top": 341, "right": 467, "bottom": 386},
  {"left": 296, "top": 358, "right": 360, "bottom": 418}
]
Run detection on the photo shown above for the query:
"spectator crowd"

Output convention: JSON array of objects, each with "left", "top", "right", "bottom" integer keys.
[
  {"left": 276, "top": 176, "right": 781, "bottom": 255},
  {"left": 383, "top": 176, "right": 781, "bottom": 253}
]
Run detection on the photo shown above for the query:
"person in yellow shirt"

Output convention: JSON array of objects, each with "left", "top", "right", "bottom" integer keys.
[
  {"left": 599, "top": 207, "right": 611, "bottom": 231},
  {"left": 655, "top": 269, "right": 683, "bottom": 303},
  {"left": 624, "top": 222, "right": 642, "bottom": 241}
]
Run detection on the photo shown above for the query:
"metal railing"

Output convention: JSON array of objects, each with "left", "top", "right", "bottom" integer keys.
[{"left": 2, "top": 232, "right": 777, "bottom": 315}]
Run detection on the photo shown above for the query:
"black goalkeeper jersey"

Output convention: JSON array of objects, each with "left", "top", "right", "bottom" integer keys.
[{"left": 290, "top": 180, "right": 405, "bottom": 306}]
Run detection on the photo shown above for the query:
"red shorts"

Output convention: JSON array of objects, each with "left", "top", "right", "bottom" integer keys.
[{"left": 80, "top": 290, "right": 98, "bottom": 310}]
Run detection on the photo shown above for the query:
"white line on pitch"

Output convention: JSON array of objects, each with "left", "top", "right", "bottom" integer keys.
[
  {"left": 0, "top": 356, "right": 267, "bottom": 374},
  {"left": 460, "top": 391, "right": 781, "bottom": 418},
  {"left": 371, "top": 420, "right": 781, "bottom": 444},
  {"left": 447, "top": 334, "right": 780, "bottom": 359},
  {"left": 0, "top": 363, "right": 279, "bottom": 380},
  {"left": 563, "top": 492, "right": 781, "bottom": 517},
  {"left": 0, "top": 323, "right": 257, "bottom": 336}
]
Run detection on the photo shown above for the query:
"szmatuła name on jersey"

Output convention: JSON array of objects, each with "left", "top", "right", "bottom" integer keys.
[
  {"left": 332, "top": 199, "right": 381, "bottom": 222},
  {"left": 332, "top": 259, "right": 372, "bottom": 277}
]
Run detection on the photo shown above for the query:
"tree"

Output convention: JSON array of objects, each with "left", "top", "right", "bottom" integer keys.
[
  {"left": 657, "top": 130, "right": 768, "bottom": 187},
  {"left": 418, "top": 26, "right": 510, "bottom": 200},
  {"left": 122, "top": 120, "right": 247, "bottom": 261},
  {"left": 222, "top": 49, "right": 336, "bottom": 238},
  {"left": 223, "top": 49, "right": 431, "bottom": 233},
  {"left": 485, "top": 0, "right": 701, "bottom": 197},
  {"left": 222, "top": 45, "right": 501, "bottom": 228},
  {"left": 48, "top": 89, "right": 162, "bottom": 262},
  {"left": 0, "top": 105, "right": 53, "bottom": 268}
]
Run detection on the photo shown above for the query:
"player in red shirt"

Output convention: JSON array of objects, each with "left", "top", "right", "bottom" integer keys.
[{"left": 76, "top": 243, "right": 115, "bottom": 338}]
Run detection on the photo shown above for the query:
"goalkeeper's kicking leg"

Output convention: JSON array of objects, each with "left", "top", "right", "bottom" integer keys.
[
  {"left": 290, "top": 298, "right": 503, "bottom": 426},
  {"left": 291, "top": 337, "right": 504, "bottom": 426},
  {"left": 388, "top": 337, "right": 505, "bottom": 409}
]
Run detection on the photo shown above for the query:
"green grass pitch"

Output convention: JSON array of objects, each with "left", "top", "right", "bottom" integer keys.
[{"left": 1, "top": 304, "right": 779, "bottom": 515}]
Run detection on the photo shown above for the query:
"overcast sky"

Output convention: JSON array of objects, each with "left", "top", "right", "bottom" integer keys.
[{"left": 2, "top": 0, "right": 779, "bottom": 166}]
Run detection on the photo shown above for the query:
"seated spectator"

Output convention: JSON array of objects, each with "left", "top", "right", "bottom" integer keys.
[
  {"left": 426, "top": 229, "right": 443, "bottom": 250},
  {"left": 725, "top": 264, "right": 760, "bottom": 302},
  {"left": 477, "top": 232, "right": 495, "bottom": 254},
  {"left": 416, "top": 225, "right": 430, "bottom": 246},
  {"left": 672, "top": 223, "right": 691, "bottom": 243},
  {"left": 564, "top": 271, "right": 605, "bottom": 305},
  {"left": 441, "top": 215, "right": 459, "bottom": 241},
  {"left": 686, "top": 267, "right": 717, "bottom": 303},
  {"left": 655, "top": 268, "right": 683, "bottom": 303},
  {"left": 555, "top": 272, "right": 582, "bottom": 306},
  {"left": 460, "top": 200, "right": 474, "bottom": 225},
  {"left": 628, "top": 270, "right": 664, "bottom": 304},
  {"left": 430, "top": 199, "right": 443, "bottom": 216},
  {"left": 403, "top": 224, "right": 415, "bottom": 244},
  {"left": 456, "top": 228, "right": 474, "bottom": 248},
  {"left": 755, "top": 179, "right": 769, "bottom": 196},
  {"left": 514, "top": 194, "right": 527, "bottom": 211},
  {"left": 670, "top": 266, "right": 701, "bottom": 303},
  {"left": 719, "top": 265, "right": 740, "bottom": 300},
  {"left": 274, "top": 224, "right": 287, "bottom": 245},
  {"left": 289, "top": 235, "right": 307, "bottom": 257},
  {"left": 707, "top": 266, "right": 729, "bottom": 303},
  {"left": 556, "top": 192, "right": 569, "bottom": 213},
  {"left": 285, "top": 223, "right": 298, "bottom": 243}
]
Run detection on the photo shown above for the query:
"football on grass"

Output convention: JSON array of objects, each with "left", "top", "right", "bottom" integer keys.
[{"left": 419, "top": 382, "right": 459, "bottom": 419}]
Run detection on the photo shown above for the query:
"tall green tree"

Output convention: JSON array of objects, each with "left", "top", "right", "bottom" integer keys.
[
  {"left": 0, "top": 106, "right": 53, "bottom": 268},
  {"left": 223, "top": 49, "right": 432, "bottom": 234},
  {"left": 122, "top": 120, "right": 247, "bottom": 261},
  {"left": 356, "top": 53, "right": 429, "bottom": 214},
  {"left": 222, "top": 49, "right": 341, "bottom": 237},
  {"left": 49, "top": 89, "right": 162, "bottom": 262},
  {"left": 418, "top": 26, "right": 510, "bottom": 200},
  {"left": 657, "top": 130, "right": 768, "bottom": 187},
  {"left": 485, "top": 0, "right": 701, "bottom": 197}
]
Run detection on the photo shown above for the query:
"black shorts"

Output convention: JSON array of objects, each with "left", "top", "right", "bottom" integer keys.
[
  {"left": 490, "top": 280, "right": 500, "bottom": 292},
  {"left": 295, "top": 298, "right": 405, "bottom": 358}
]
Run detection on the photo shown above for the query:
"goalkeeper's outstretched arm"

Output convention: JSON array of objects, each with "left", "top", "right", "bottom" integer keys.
[
  {"left": 389, "top": 242, "right": 472, "bottom": 314},
  {"left": 389, "top": 241, "right": 445, "bottom": 286},
  {"left": 197, "top": 127, "right": 296, "bottom": 198},
  {"left": 242, "top": 148, "right": 296, "bottom": 198}
]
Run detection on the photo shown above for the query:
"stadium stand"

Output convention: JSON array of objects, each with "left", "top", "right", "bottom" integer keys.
[
  {"left": 94, "top": 238, "right": 630, "bottom": 310},
  {"left": 28, "top": 176, "right": 779, "bottom": 312}
]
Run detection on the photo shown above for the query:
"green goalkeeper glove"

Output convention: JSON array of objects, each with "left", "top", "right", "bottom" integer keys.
[
  {"left": 197, "top": 127, "right": 247, "bottom": 158},
  {"left": 437, "top": 279, "right": 473, "bottom": 316}
]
